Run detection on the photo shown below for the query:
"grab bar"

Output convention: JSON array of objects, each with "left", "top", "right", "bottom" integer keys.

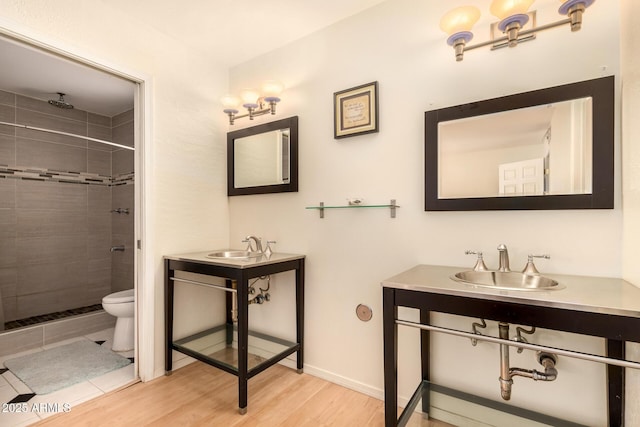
[{"left": 396, "top": 319, "right": 640, "bottom": 371}]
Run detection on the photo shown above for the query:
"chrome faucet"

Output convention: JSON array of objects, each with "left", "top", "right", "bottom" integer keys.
[
  {"left": 522, "top": 254, "right": 551, "bottom": 275},
  {"left": 465, "top": 250, "right": 488, "bottom": 271},
  {"left": 243, "top": 236, "right": 263, "bottom": 253},
  {"left": 497, "top": 244, "right": 510, "bottom": 272}
]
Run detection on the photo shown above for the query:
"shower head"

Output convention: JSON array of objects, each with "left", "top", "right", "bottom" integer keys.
[{"left": 48, "top": 92, "right": 74, "bottom": 109}]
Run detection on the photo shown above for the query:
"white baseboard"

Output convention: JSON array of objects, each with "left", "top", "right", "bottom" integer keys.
[
  {"left": 158, "top": 353, "right": 416, "bottom": 410},
  {"left": 302, "top": 363, "right": 386, "bottom": 402},
  {"left": 302, "top": 364, "right": 419, "bottom": 408}
]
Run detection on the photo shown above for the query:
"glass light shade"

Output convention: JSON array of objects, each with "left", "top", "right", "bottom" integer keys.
[
  {"left": 559, "top": 0, "right": 595, "bottom": 14},
  {"left": 240, "top": 89, "right": 260, "bottom": 106},
  {"left": 490, "top": 0, "right": 535, "bottom": 20},
  {"left": 440, "top": 6, "right": 481, "bottom": 36},
  {"left": 559, "top": 0, "right": 589, "bottom": 5},
  {"left": 262, "top": 81, "right": 284, "bottom": 97},
  {"left": 221, "top": 95, "right": 240, "bottom": 110}
]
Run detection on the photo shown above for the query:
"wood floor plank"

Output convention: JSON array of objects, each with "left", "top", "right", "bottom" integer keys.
[{"left": 34, "top": 361, "right": 452, "bottom": 426}]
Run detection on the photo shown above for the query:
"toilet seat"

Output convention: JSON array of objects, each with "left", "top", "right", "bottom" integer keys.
[{"left": 102, "top": 289, "right": 134, "bottom": 304}]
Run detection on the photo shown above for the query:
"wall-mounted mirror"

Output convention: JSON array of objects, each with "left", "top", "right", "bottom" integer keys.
[
  {"left": 425, "top": 76, "right": 614, "bottom": 211},
  {"left": 228, "top": 116, "right": 298, "bottom": 196}
]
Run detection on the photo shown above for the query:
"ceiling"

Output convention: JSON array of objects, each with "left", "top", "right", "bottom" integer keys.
[
  {"left": 441, "top": 103, "right": 555, "bottom": 153},
  {"left": 106, "top": 0, "right": 390, "bottom": 67},
  {"left": 0, "top": 0, "right": 387, "bottom": 117},
  {"left": 0, "top": 0, "right": 568, "bottom": 117},
  {"left": 0, "top": 36, "right": 136, "bottom": 117}
]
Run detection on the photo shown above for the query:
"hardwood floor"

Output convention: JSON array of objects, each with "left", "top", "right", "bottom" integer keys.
[{"left": 35, "top": 361, "right": 452, "bottom": 426}]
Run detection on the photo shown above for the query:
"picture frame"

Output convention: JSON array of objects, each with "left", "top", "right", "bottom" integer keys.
[{"left": 333, "top": 81, "right": 378, "bottom": 139}]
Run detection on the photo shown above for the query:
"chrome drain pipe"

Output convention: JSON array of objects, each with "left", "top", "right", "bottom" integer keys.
[
  {"left": 248, "top": 276, "right": 271, "bottom": 305},
  {"left": 509, "top": 352, "right": 558, "bottom": 382},
  {"left": 497, "top": 323, "right": 558, "bottom": 400},
  {"left": 231, "top": 281, "right": 238, "bottom": 323},
  {"left": 498, "top": 322, "right": 514, "bottom": 400}
]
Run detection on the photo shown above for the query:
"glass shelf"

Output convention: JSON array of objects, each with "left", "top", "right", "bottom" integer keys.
[
  {"left": 305, "top": 199, "right": 399, "bottom": 218},
  {"left": 172, "top": 325, "right": 298, "bottom": 376},
  {"left": 399, "top": 380, "right": 587, "bottom": 427}
]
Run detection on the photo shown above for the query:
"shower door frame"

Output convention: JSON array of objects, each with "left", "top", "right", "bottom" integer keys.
[{"left": 0, "top": 21, "right": 155, "bottom": 382}]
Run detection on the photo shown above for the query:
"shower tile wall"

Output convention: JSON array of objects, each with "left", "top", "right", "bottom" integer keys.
[
  {"left": 111, "top": 109, "right": 134, "bottom": 293},
  {"left": 0, "top": 89, "right": 134, "bottom": 322}
]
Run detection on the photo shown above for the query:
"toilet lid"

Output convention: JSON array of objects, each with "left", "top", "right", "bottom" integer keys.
[{"left": 103, "top": 288, "right": 134, "bottom": 304}]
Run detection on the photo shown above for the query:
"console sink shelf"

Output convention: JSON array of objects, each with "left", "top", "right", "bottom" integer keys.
[
  {"left": 381, "top": 264, "right": 640, "bottom": 427},
  {"left": 306, "top": 199, "right": 399, "bottom": 218},
  {"left": 164, "top": 251, "right": 305, "bottom": 415}
]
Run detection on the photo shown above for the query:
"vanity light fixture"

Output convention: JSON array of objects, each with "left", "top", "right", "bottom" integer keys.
[
  {"left": 221, "top": 80, "right": 284, "bottom": 125},
  {"left": 440, "top": 0, "right": 596, "bottom": 62}
]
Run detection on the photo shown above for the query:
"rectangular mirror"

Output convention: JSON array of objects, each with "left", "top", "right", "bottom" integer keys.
[
  {"left": 227, "top": 116, "right": 298, "bottom": 196},
  {"left": 425, "top": 77, "right": 614, "bottom": 211}
]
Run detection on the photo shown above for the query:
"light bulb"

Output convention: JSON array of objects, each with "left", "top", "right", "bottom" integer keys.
[
  {"left": 262, "top": 80, "right": 283, "bottom": 103},
  {"left": 221, "top": 95, "right": 239, "bottom": 113},
  {"left": 262, "top": 81, "right": 284, "bottom": 97},
  {"left": 440, "top": 6, "right": 481, "bottom": 37},
  {"left": 440, "top": 6, "right": 480, "bottom": 61},
  {"left": 490, "top": 0, "right": 535, "bottom": 21},
  {"left": 240, "top": 89, "right": 260, "bottom": 108}
]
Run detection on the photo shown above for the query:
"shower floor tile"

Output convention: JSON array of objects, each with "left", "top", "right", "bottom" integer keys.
[{"left": 0, "top": 328, "right": 136, "bottom": 426}]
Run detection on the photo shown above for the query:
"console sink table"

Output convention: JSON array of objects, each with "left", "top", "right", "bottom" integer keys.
[
  {"left": 382, "top": 265, "right": 640, "bottom": 427},
  {"left": 164, "top": 251, "right": 305, "bottom": 414}
]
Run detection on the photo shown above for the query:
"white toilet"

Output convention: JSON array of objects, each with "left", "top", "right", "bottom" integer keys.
[{"left": 102, "top": 288, "right": 135, "bottom": 352}]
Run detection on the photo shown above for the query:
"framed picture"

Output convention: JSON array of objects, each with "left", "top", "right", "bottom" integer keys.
[{"left": 334, "top": 81, "right": 378, "bottom": 139}]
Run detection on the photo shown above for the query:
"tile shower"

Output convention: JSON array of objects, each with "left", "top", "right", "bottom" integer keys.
[{"left": 0, "top": 89, "right": 134, "bottom": 355}]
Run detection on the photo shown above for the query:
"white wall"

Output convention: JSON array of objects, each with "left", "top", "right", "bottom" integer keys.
[
  {"left": 621, "top": 0, "right": 640, "bottom": 425},
  {"left": 621, "top": 1, "right": 640, "bottom": 288},
  {"left": 228, "top": 0, "right": 622, "bottom": 425},
  {"left": 2, "top": 0, "right": 635, "bottom": 424},
  {"left": 441, "top": 144, "right": 542, "bottom": 198},
  {"left": 549, "top": 99, "right": 593, "bottom": 195},
  {"left": 235, "top": 131, "right": 282, "bottom": 187},
  {"left": 0, "top": 0, "right": 231, "bottom": 379}
]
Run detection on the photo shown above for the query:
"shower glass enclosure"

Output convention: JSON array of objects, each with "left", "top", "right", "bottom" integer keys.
[{"left": 0, "top": 89, "right": 134, "bottom": 337}]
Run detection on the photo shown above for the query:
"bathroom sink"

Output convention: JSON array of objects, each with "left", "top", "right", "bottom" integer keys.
[
  {"left": 451, "top": 270, "right": 562, "bottom": 291},
  {"left": 206, "top": 250, "right": 263, "bottom": 259}
]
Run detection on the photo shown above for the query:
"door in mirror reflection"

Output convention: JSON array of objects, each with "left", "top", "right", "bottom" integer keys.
[{"left": 438, "top": 97, "right": 593, "bottom": 199}]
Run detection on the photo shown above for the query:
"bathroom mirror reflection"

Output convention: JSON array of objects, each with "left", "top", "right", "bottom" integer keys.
[
  {"left": 425, "top": 76, "right": 614, "bottom": 211},
  {"left": 438, "top": 97, "right": 592, "bottom": 199},
  {"left": 228, "top": 116, "right": 299, "bottom": 196}
]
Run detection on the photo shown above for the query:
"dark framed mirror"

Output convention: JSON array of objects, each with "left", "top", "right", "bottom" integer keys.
[
  {"left": 227, "top": 116, "right": 298, "bottom": 196},
  {"left": 425, "top": 76, "right": 614, "bottom": 211}
]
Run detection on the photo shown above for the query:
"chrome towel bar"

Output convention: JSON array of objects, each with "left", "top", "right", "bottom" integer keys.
[
  {"left": 170, "top": 277, "right": 236, "bottom": 293},
  {"left": 396, "top": 319, "right": 640, "bottom": 370}
]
